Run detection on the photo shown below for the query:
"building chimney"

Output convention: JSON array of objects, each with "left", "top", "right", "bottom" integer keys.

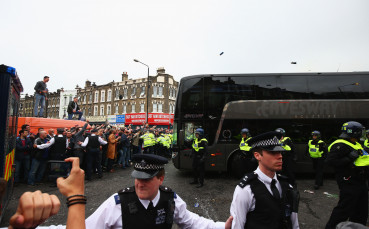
[
  {"left": 85, "top": 80, "right": 91, "bottom": 88},
  {"left": 122, "top": 72, "right": 128, "bottom": 81},
  {"left": 157, "top": 67, "right": 165, "bottom": 74}
]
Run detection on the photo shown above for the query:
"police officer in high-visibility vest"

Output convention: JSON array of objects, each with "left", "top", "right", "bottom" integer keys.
[
  {"left": 325, "top": 121, "right": 369, "bottom": 229},
  {"left": 190, "top": 128, "right": 207, "bottom": 188},
  {"left": 156, "top": 132, "right": 169, "bottom": 158},
  {"left": 140, "top": 130, "right": 156, "bottom": 154},
  {"left": 239, "top": 128, "right": 252, "bottom": 152},
  {"left": 307, "top": 130, "right": 327, "bottom": 190},
  {"left": 364, "top": 130, "right": 369, "bottom": 150},
  {"left": 275, "top": 128, "right": 296, "bottom": 186}
]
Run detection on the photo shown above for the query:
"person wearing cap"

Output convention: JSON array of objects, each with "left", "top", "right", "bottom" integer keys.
[
  {"left": 190, "top": 128, "right": 208, "bottom": 188},
  {"left": 306, "top": 130, "right": 327, "bottom": 190},
  {"left": 230, "top": 131, "right": 300, "bottom": 229},
  {"left": 80, "top": 128, "right": 108, "bottom": 180},
  {"left": 84, "top": 154, "right": 233, "bottom": 228},
  {"left": 33, "top": 76, "right": 49, "bottom": 117},
  {"left": 140, "top": 129, "right": 156, "bottom": 154},
  {"left": 325, "top": 121, "right": 368, "bottom": 229}
]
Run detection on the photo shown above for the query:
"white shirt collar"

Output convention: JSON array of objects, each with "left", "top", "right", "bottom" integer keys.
[
  {"left": 58, "top": 134, "right": 63, "bottom": 137},
  {"left": 255, "top": 166, "right": 278, "bottom": 185},
  {"left": 139, "top": 190, "right": 160, "bottom": 209},
  {"left": 91, "top": 134, "right": 96, "bottom": 136}
]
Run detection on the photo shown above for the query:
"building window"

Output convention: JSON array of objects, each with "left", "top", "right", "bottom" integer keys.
[
  {"left": 123, "top": 104, "right": 127, "bottom": 114},
  {"left": 169, "top": 104, "right": 172, "bottom": 114},
  {"left": 140, "top": 103, "right": 144, "bottom": 113},
  {"left": 153, "top": 86, "right": 157, "bottom": 97},
  {"left": 88, "top": 108, "right": 91, "bottom": 116},
  {"left": 158, "top": 103, "right": 162, "bottom": 113},
  {"left": 153, "top": 103, "right": 157, "bottom": 113},
  {"left": 83, "top": 94, "right": 86, "bottom": 102},
  {"left": 158, "top": 87, "right": 163, "bottom": 97},
  {"left": 101, "top": 91, "right": 105, "bottom": 102},
  {"left": 115, "top": 104, "right": 119, "bottom": 114},
  {"left": 69, "top": 96, "right": 73, "bottom": 102},
  {"left": 94, "top": 106, "right": 98, "bottom": 116},
  {"left": 131, "top": 104, "right": 135, "bottom": 113},
  {"left": 124, "top": 88, "right": 127, "bottom": 99},
  {"left": 107, "top": 90, "right": 112, "bottom": 101},
  {"left": 131, "top": 87, "right": 136, "bottom": 96},
  {"left": 89, "top": 93, "right": 92, "bottom": 102},
  {"left": 140, "top": 86, "right": 145, "bottom": 97},
  {"left": 100, "top": 105, "right": 104, "bottom": 116},
  {"left": 94, "top": 92, "right": 99, "bottom": 103},
  {"left": 115, "top": 89, "right": 120, "bottom": 100},
  {"left": 64, "top": 97, "right": 67, "bottom": 106},
  {"left": 107, "top": 105, "right": 111, "bottom": 115}
]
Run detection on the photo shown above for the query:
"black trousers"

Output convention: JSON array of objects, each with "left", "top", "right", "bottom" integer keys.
[
  {"left": 192, "top": 156, "right": 205, "bottom": 184},
  {"left": 325, "top": 178, "right": 368, "bottom": 229},
  {"left": 86, "top": 148, "right": 99, "bottom": 180},
  {"left": 143, "top": 146, "right": 153, "bottom": 154},
  {"left": 312, "top": 157, "right": 324, "bottom": 186},
  {"left": 73, "top": 148, "right": 85, "bottom": 169}
]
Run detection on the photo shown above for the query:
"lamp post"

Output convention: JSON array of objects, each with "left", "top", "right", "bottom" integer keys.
[{"left": 134, "top": 59, "right": 150, "bottom": 123}]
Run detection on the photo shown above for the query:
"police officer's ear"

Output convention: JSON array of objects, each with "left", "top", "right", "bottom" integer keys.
[{"left": 253, "top": 150, "right": 262, "bottom": 162}]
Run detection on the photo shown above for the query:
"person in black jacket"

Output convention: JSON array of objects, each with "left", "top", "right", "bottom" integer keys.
[
  {"left": 28, "top": 131, "right": 50, "bottom": 186},
  {"left": 67, "top": 97, "right": 83, "bottom": 120},
  {"left": 325, "top": 121, "right": 368, "bottom": 229},
  {"left": 33, "top": 76, "right": 49, "bottom": 117},
  {"left": 15, "top": 130, "right": 33, "bottom": 183}
]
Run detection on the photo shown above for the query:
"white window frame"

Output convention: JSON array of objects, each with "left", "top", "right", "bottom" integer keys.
[
  {"left": 107, "top": 104, "right": 111, "bottom": 115},
  {"left": 153, "top": 103, "right": 157, "bottom": 113},
  {"left": 101, "top": 91, "right": 105, "bottom": 102},
  {"left": 152, "top": 86, "right": 157, "bottom": 97},
  {"left": 107, "top": 90, "right": 112, "bottom": 102},
  {"left": 94, "top": 106, "right": 98, "bottom": 116},
  {"left": 94, "top": 92, "right": 99, "bottom": 103},
  {"left": 140, "top": 103, "right": 144, "bottom": 113},
  {"left": 131, "top": 104, "right": 135, "bottom": 113},
  {"left": 115, "top": 104, "right": 119, "bottom": 114},
  {"left": 158, "top": 103, "right": 163, "bottom": 113},
  {"left": 158, "top": 86, "right": 163, "bottom": 97},
  {"left": 100, "top": 105, "right": 105, "bottom": 116},
  {"left": 123, "top": 104, "right": 127, "bottom": 114}
]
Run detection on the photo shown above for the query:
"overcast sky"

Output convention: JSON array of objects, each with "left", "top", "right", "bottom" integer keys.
[{"left": 1, "top": 0, "right": 369, "bottom": 95}]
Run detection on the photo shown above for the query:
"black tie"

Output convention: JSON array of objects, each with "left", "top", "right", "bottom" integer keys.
[
  {"left": 148, "top": 201, "right": 154, "bottom": 211},
  {"left": 271, "top": 179, "right": 280, "bottom": 199}
]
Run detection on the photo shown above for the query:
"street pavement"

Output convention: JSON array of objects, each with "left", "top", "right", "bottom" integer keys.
[{"left": 1, "top": 161, "right": 342, "bottom": 228}]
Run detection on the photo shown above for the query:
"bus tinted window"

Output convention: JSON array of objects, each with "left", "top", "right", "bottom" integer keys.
[
  {"left": 179, "top": 78, "right": 204, "bottom": 118},
  {"left": 254, "top": 76, "right": 279, "bottom": 99},
  {"left": 204, "top": 76, "right": 254, "bottom": 119},
  {"left": 276, "top": 75, "right": 310, "bottom": 99}
]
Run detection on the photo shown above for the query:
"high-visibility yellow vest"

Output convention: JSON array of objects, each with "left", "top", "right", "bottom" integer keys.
[
  {"left": 281, "top": 137, "right": 291, "bottom": 151},
  {"left": 308, "top": 140, "right": 325, "bottom": 158},
  {"left": 157, "top": 135, "right": 170, "bottom": 148},
  {"left": 192, "top": 138, "right": 208, "bottom": 152},
  {"left": 328, "top": 139, "right": 369, "bottom": 167},
  {"left": 240, "top": 137, "right": 252, "bottom": 151},
  {"left": 141, "top": 133, "right": 155, "bottom": 147},
  {"left": 364, "top": 139, "right": 369, "bottom": 148}
]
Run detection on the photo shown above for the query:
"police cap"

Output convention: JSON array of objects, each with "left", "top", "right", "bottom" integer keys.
[
  {"left": 247, "top": 131, "right": 285, "bottom": 152},
  {"left": 131, "top": 154, "right": 168, "bottom": 179}
]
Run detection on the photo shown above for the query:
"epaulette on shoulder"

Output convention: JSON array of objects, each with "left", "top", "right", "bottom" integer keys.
[
  {"left": 277, "top": 174, "right": 294, "bottom": 189},
  {"left": 238, "top": 172, "right": 258, "bottom": 188},
  {"left": 118, "top": 186, "right": 135, "bottom": 194},
  {"left": 159, "top": 185, "right": 173, "bottom": 193}
]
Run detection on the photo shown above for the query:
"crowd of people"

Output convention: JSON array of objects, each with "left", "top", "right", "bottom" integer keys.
[{"left": 14, "top": 121, "right": 174, "bottom": 186}]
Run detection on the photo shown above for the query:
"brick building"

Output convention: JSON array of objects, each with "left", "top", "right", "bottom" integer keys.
[
  {"left": 20, "top": 90, "right": 61, "bottom": 119},
  {"left": 77, "top": 67, "right": 178, "bottom": 123}
]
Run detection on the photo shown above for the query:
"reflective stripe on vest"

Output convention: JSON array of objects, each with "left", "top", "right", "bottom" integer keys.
[
  {"left": 308, "top": 140, "right": 324, "bottom": 158},
  {"left": 240, "top": 137, "right": 252, "bottom": 151},
  {"left": 192, "top": 138, "right": 208, "bottom": 152},
  {"left": 281, "top": 137, "right": 291, "bottom": 151},
  {"left": 328, "top": 139, "right": 369, "bottom": 167}
]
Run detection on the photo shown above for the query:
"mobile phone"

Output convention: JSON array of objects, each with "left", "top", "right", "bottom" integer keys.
[{"left": 48, "top": 160, "right": 72, "bottom": 180}]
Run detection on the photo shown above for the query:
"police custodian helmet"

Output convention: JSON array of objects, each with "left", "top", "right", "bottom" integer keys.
[
  {"left": 241, "top": 128, "right": 250, "bottom": 135},
  {"left": 339, "top": 121, "right": 365, "bottom": 139},
  {"left": 195, "top": 128, "right": 204, "bottom": 137},
  {"left": 275, "top": 128, "right": 286, "bottom": 136},
  {"left": 311, "top": 131, "right": 321, "bottom": 138}
]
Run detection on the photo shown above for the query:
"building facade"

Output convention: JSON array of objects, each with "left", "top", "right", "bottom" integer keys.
[
  {"left": 59, "top": 89, "right": 78, "bottom": 119},
  {"left": 77, "top": 67, "right": 178, "bottom": 124},
  {"left": 20, "top": 89, "right": 61, "bottom": 119}
]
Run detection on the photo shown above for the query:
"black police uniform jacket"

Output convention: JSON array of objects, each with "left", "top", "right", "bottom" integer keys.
[
  {"left": 239, "top": 172, "right": 297, "bottom": 229},
  {"left": 118, "top": 185, "right": 175, "bottom": 229},
  {"left": 50, "top": 136, "right": 67, "bottom": 160},
  {"left": 86, "top": 135, "right": 100, "bottom": 150}
]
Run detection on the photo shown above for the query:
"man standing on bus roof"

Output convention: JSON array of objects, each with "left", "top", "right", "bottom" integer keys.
[
  {"left": 190, "top": 128, "right": 208, "bottom": 188},
  {"left": 33, "top": 76, "right": 49, "bottom": 117},
  {"left": 240, "top": 128, "right": 252, "bottom": 152},
  {"left": 275, "top": 128, "right": 296, "bottom": 186},
  {"left": 306, "top": 131, "right": 327, "bottom": 190},
  {"left": 230, "top": 131, "right": 300, "bottom": 228},
  {"left": 325, "top": 121, "right": 369, "bottom": 229}
]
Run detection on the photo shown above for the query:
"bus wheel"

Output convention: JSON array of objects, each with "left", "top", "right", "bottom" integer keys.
[{"left": 229, "top": 151, "right": 257, "bottom": 179}]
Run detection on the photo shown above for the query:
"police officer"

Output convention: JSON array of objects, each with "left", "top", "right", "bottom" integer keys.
[
  {"left": 85, "top": 154, "right": 233, "bottom": 228},
  {"left": 325, "top": 121, "right": 369, "bottom": 229},
  {"left": 230, "top": 131, "right": 300, "bottom": 228},
  {"left": 239, "top": 128, "right": 252, "bottom": 152},
  {"left": 156, "top": 131, "right": 169, "bottom": 158},
  {"left": 364, "top": 130, "right": 369, "bottom": 150},
  {"left": 307, "top": 131, "right": 327, "bottom": 190},
  {"left": 80, "top": 129, "right": 107, "bottom": 180},
  {"left": 190, "top": 128, "right": 207, "bottom": 188},
  {"left": 275, "top": 128, "right": 296, "bottom": 186},
  {"left": 36, "top": 128, "right": 70, "bottom": 160},
  {"left": 140, "top": 129, "right": 156, "bottom": 154}
]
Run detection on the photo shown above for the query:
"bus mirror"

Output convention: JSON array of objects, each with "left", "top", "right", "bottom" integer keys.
[{"left": 179, "top": 130, "right": 184, "bottom": 146}]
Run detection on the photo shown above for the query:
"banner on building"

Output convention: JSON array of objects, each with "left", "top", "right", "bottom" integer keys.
[{"left": 125, "top": 113, "right": 146, "bottom": 124}]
